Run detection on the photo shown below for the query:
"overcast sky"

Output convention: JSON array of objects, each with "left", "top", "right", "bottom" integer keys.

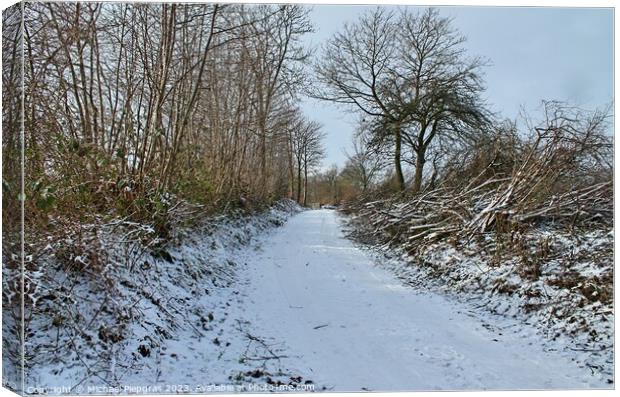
[{"left": 300, "top": 5, "right": 614, "bottom": 169}]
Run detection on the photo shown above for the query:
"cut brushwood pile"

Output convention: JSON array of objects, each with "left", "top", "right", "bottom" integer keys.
[
  {"left": 345, "top": 117, "right": 612, "bottom": 248},
  {"left": 346, "top": 179, "right": 611, "bottom": 249}
]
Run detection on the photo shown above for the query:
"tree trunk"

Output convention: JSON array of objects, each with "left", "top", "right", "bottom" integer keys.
[
  {"left": 303, "top": 163, "right": 308, "bottom": 206},
  {"left": 393, "top": 124, "right": 405, "bottom": 191},
  {"left": 296, "top": 159, "right": 302, "bottom": 204},
  {"left": 412, "top": 146, "right": 425, "bottom": 194},
  {"left": 287, "top": 133, "right": 295, "bottom": 199},
  {"left": 304, "top": 157, "right": 308, "bottom": 207},
  {"left": 260, "top": 124, "right": 267, "bottom": 197}
]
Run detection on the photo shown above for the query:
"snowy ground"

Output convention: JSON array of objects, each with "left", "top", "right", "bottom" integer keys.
[
  {"left": 241, "top": 209, "right": 609, "bottom": 391},
  {"left": 4, "top": 201, "right": 311, "bottom": 395},
  {"left": 341, "top": 208, "right": 614, "bottom": 386},
  {"left": 4, "top": 206, "right": 611, "bottom": 393}
]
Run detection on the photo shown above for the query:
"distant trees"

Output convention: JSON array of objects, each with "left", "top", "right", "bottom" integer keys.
[
  {"left": 308, "top": 164, "right": 344, "bottom": 205},
  {"left": 314, "top": 8, "right": 490, "bottom": 192},
  {"left": 341, "top": 132, "right": 387, "bottom": 194},
  {"left": 289, "top": 115, "right": 325, "bottom": 205}
]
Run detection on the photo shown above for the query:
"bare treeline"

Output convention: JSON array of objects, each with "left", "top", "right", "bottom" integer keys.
[
  {"left": 2, "top": 3, "right": 612, "bottom": 228},
  {"left": 2, "top": 2, "right": 326, "bottom": 235}
]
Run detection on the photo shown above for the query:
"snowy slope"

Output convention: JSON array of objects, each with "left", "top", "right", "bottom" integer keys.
[
  {"left": 342, "top": 208, "right": 614, "bottom": 384},
  {"left": 4, "top": 200, "right": 311, "bottom": 395}
]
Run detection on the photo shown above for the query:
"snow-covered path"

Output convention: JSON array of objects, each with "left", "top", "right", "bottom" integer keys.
[{"left": 242, "top": 209, "right": 600, "bottom": 391}]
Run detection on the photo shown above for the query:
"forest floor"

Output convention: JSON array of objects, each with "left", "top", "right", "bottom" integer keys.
[{"left": 8, "top": 206, "right": 611, "bottom": 394}]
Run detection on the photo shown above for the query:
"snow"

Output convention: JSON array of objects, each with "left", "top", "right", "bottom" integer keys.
[
  {"left": 4, "top": 201, "right": 310, "bottom": 394},
  {"left": 3, "top": 205, "right": 611, "bottom": 393},
  {"left": 241, "top": 209, "right": 609, "bottom": 391},
  {"left": 342, "top": 212, "right": 614, "bottom": 386}
]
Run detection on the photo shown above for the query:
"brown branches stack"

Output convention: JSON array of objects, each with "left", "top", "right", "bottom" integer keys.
[{"left": 345, "top": 102, "right": 613, "bottom": 249}]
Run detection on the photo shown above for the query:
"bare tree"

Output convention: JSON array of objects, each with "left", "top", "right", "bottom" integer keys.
[
  {"left": 342, "top": 131, "right": 387, "bottom": 193},
  {"left": 313, "top": 7, "right": 490, "bottom": 192},
  {"left": 243, "top": 5, "right": 313, "bottom": 199},
  {"left": 393, "top": 8, "right": 490, "bottom": 192},
  {"left": 312, "top": 9, "right": 407, "bottom": 189}
]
